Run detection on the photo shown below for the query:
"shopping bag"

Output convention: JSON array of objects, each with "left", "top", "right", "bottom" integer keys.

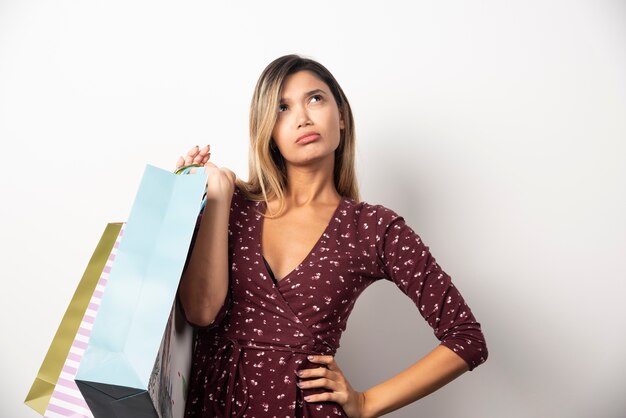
[
  {"left": 43, "top": 224, "right": 125, "bottom": 418},
  {"left": 25, "top": 223, "right": 124, "bottom": 415},
  {"left": 148, "top": 163, "right": 202, "bottom": 418},
  {"left": 74, "top": 164, "right": 207, "bottom": 418},
  {"left": 147, "top": 296, "right": 195, "bottom": 418}
]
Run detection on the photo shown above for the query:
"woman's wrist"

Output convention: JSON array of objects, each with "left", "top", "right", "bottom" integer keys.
[{"left": 360, "top": 391, "right": 376, "bottom": 418}]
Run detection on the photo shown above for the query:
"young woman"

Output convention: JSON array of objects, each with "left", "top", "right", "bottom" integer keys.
[{"left": 176, "top": 54, "right": 488, "bottom": 418}]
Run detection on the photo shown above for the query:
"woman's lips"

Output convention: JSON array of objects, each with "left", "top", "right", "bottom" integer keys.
[{"left": 296, "top": 134, "right": 320, "bottom": 144}]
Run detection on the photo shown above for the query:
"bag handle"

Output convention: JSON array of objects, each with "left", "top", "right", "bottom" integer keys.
[
  {"left": 175, "top": 164, "right": 207, "bottom": 211},
  {"left": 175, "top": 164, "right": 205, "bottom": 175}
]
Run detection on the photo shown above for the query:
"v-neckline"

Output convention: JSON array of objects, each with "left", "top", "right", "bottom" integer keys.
[{"left": 258, "top": 196, "right": 346, "bottom": 287}]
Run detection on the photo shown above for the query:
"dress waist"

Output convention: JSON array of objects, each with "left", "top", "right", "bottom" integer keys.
[
  {"left": 217, "top": 333, "right": 335, "bottom": 356},
  {"left": 207, "top": 334, "right": 334, "bottom": 417}
]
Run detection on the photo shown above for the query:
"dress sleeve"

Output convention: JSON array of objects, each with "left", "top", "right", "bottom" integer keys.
[{"left": 374, "top": 205, "right": 488, "bottom": 371}]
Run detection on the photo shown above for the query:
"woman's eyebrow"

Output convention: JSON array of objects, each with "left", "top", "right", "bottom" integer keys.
[{"left": 279, "top": 88, "right": 326, "bottom": 104}]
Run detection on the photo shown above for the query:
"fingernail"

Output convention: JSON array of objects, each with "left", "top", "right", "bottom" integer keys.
[
  {"left": 304, "top": 396, "right": 312, "bottom": 402},
  {"left": 307, "top": 355, "right": 314, "bottom": 360}
]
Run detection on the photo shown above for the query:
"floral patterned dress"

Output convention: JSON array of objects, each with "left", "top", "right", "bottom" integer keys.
[{"left": 183, "top": 186, "right": 488, "bottom": 418}]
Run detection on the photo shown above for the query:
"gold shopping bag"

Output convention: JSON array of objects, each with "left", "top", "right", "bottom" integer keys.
[{"left": 24, "top": 223, "right": 123, "bottom": 415}]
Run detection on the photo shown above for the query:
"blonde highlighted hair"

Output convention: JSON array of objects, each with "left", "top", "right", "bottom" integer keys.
[{"left": 235, "top": 54, "right": 360, "bottom": 218}]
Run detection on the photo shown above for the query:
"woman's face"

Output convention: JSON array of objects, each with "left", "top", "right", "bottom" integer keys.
[{"left": 271, "top": 70, "right": 344, "bottom": 167}]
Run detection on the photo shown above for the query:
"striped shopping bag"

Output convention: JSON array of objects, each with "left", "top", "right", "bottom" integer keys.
[
  {"left": 43, "top": 224, "right": 125, "bottom": 418},
  {"left": 25, "top": 223, "right": 123, "bottom": 415}
]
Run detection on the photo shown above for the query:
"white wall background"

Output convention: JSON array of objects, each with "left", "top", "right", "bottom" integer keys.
[{"left": 2, "top": 1, "right": 625, "bottom": 417}]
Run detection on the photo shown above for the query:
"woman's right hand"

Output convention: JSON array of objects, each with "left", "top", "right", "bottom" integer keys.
[{"left": 176, "top": 144, "right": 237, "bottom": 200}]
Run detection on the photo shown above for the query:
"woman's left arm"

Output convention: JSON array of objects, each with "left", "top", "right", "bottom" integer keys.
[
  {"left": 361, "top": 344, "right": 469, "bottom": 417},
  {"left": 302, "top": 344, "right": 468, "bottom": 418},
  {"left": 300, "top": 205, "right": 488, "bottom": 417}
]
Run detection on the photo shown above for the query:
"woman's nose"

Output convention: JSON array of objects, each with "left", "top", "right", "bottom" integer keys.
[{"left": 295, "top": 106, "right": 312, "bottom": 128}]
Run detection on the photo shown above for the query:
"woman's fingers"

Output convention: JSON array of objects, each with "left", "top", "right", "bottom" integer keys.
[
  {"left": 176, "top": 145, "right": 237, "bottom": 198},
  {"left": 296, "top": 355, "right": 365, "bottom": 414},
  {"left": 297, "top": 375, "right": 341, "bottom": 392},
  {"left": 182, "top": 144, "right": 211, "bottom": 166},
  {"left": 198, "top": 144, "right": 210, "bottom": 156},
  {"left": 175, "top": 156, "right": 185, "bottom": 170},
  {"left": 198, "top": 144, "right": 211, "bottom": 164},
  {"left": 306, "top": 355, "right": 340, "bottom": 371},
  {"left": 297, "top": 366, "right": 339, "bottom": 381},
  {"left": 297, "top": 364, "right": 343, "bottom": 401},
  {"left": 302, "top": 391, "right": 340, "bottom": 404},
  {"left": 297, "top": 360, "right": 342, "bottom": 389},
  {"left": 186, "top": 145, "right": 199, "bottom": 157},
  {"left": 184, "top": 145, "right": 199, "bottom": 166}
]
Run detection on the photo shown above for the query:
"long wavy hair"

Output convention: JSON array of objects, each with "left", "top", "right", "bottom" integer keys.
[{"left": 234, "top": 54, "right": 360, "bottom": 218}]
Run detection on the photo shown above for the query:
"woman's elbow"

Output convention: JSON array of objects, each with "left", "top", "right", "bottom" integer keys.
[
  {"left": 440, "top": 328, "right": 488, "bottom": 371},
  {"left": 467, "top": 334, "right": 489, "bottom": 370},
  {"left": 185, "top": 309, "right": 219, "bottom": 328},
  {"left": 179, "top": 290, "right": 228, "bottom": 328}
]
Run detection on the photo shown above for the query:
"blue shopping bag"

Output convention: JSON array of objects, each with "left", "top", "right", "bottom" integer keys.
[{"left": 75, "top": 164, "right": 207, "bottom": 418}]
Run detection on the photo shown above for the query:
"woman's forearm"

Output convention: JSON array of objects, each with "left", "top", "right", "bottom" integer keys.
[
  {"left": 361, "top": 345, "right": 470, "bottom": 418},
  {"left": 178, "top": 190, "right": 232, "bottom": 327}
]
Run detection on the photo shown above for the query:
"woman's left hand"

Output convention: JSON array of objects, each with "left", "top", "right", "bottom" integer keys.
[{"left": 297, "top": 355, "right": 366, "bottom": 418}]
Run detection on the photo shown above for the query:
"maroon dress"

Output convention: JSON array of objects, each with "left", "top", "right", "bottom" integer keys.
[{"left": 183, "top": 185, "right": 488, "bottom": 418}]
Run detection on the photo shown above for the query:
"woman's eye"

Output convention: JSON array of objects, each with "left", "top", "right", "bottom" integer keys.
[
  {"left": 278, "top": 104, "right": 288, "bottom": 112},
  {"left": 310, "top": 94, "right": 323, "bottom": 103}
]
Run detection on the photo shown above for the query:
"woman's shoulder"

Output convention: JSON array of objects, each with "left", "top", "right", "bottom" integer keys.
[
  {"left": 230, "top": 182, "right": 264, "bottom": 216},
  {"left": 343, "top": 196, "right": 404, "bottom": 229},
  {"left": 231, "top": 183, "right": 255, "bottom": 208}
]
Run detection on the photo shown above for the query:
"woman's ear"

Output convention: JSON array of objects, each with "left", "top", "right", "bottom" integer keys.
[{"left": 339, "top": 111, "right": 345, "bottom": 130}]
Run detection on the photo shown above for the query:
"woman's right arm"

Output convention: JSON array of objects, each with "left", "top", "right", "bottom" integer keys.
[{"left": 177, "top": 145, "right": 237, "bottom": 327}]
